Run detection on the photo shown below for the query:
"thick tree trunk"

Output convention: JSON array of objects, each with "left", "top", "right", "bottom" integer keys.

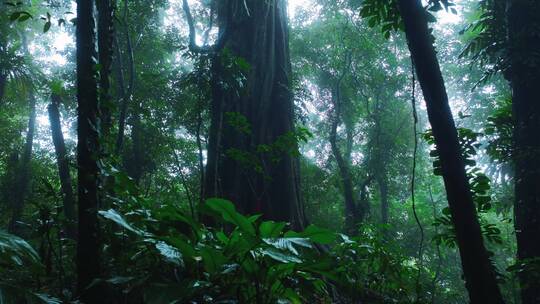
[
  {"left": 507, "top": 2, "right": 540, "bottom": 303},
  {"left": 48, "top": 94, "right": 77, "bottom": 239},
  {"left": 76, "top": 0, "right": 101, "bottom": 301},
  {"left": 396, "top": 1, "right": 505, "bottom": 303},
  {"left": 7, "top": 94, "right": 36, "bottom": 234},
  {"left": 205, "top": 0, "right": 304, "bottom": 228}
]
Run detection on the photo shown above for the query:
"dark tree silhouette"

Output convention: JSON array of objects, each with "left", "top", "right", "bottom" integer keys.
[
  {"left": 48, "top": 94, "right": 77, "bottom": 239},
  {"left": 76, "top": 0, "right": 101, "bottom": 301},
  {"left": 396, "top": 0, "right": 505, "bottom": 303},
  {"left": 507, "top": 1, "right": 540, "bottom": 303}
]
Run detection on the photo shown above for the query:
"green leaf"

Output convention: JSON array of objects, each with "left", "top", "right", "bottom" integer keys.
[
  {"left": 162, "top": 236, "right": 197, "bottom": 259},
  {"left": 98, "top": 209, "right": 150, "bottom": 237},
  {"left": 263, "top": 237, "right": 312, "bottom": 255},
  {"left": 285, "top": 225, "right": 335, "bottom": 244},
  {"left": 259, "top": 221, "right": 286, "bottom": 238},
  {"left": 205, "top": 198, "right": 255, "bottom": 235},
  {"left": 9, "top": 12, "right": 21, "bottom": 22},
  {"left": 155, "top": 241, "right": 183, "bottom": 266},
  {"left": 0, "top": 230, "right": 40, "bottom": 266},
  {"left": 43, "top": 21, "right": 51, "bottom": 33},
  {"left": 259, "top": 248, "right": 302, "bottom": 264},
  {"left": 199, "top": 246, "right": 226, "bottom": 273}
]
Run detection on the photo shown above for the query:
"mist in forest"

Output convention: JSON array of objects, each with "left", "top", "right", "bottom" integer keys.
[{"left": 0, "top": 0, "right": 538, "bottom": 303}]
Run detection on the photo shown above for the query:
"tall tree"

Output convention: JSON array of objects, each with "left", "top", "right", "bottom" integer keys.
[
  {"left": 199, "top": 0, "right": 305, "bottom": 228},
  {"left": 395, "top": 0, "right": 505, "bottom": 303},
  {"left": 76, "top": 0, "right": 101, "bottom": 301},
  {"left": 48, "top": 93, "right": 76, "bottom": 239},
  {"left": 7, "top": 93, "right": 36, "bottom": 234},
  {"left": 328, "top": 58, "right": 362, "bottom": 233},
  {"left": 507, "top": 1, "right": 540, "bottom": 303},
  {"left": 97, "top": 0, "right": 115, "bottom": 137}
]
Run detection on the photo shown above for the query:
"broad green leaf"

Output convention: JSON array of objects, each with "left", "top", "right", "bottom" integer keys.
[
  {"left": 259, "top": 248, "right": 302, "bottom": 264},
  {"left": 260, "top": 221, "right": 286, "bottom": 238},
  {"left": 98, "top": 209, "right": 149, "bottom": 237},
  {"left": 285, "top": 225, "right": 336, "bottom": 244},
  {"left": 0, "top": 230, "right": 39, "bottom": 265},
  {"left": 263, "top": 237, "right": 312, "bottom": 255},
  {"left": 155, "top": 241, "right": 183, "bottom": 266},
  {"left": 205, "top": 198, "right": 255, "bottom": 235}
]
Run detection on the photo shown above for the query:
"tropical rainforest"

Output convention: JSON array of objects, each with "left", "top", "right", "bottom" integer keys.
[{"left": 0, "top": 0, "right": 538, "bottom": 303}]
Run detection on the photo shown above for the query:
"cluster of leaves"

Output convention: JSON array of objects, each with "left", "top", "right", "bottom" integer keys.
[
  {"left": 423, "top": 128, "right": 503, "bottom": 247},
  {"left": 331, "top": 226, "right": 418, "bottom": 303},
  {"left": 358, "top": 0, "right": 402, "bottom": 39},
  {"left": 226, "top": 112, "right": 312, "bottom": 175},
  {"left": 359, "top": 0, "right": 456, "bottom": 38},
  {"left": 99, "top": 198, "right": 338, "bottom": 303},
  {"left": 485, "top": 96, "right": 513, "bottom": 164},
  {"left": 507, "top": 257, "right": 540, "bottom": 289},
  {"left": 0, "top": 231, "right": 60, "bottom": 303},
  {"left": 459, "top": 0, "right": 508, "bottom": 84},
  {"left": 95, "top": 184, "right": 425, "bottom": 304}
]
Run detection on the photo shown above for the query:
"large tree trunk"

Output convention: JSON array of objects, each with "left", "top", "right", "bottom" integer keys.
[
  {"left": 7, "top": 94, "right": 36, "bottom": 234},
  {"left": 76, "top": 0, "right": 101, "bottom": 301},
  {"left": 396, "top": 1, "right": 505, "bottom": 303},
  {"left": 507, "top": 2, "right": 540, "bottom": 303},
  {"left": 48, "top": 94, "right": 77, "bottom": 239},
  {"left": 205, "top": 0, "right": 304, "bottom": 228}
]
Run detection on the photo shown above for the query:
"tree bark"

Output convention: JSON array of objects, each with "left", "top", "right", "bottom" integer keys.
[
  {"left": 396, "top": 1, "right": 505, "bottom": 303},
  {"left": 330, "top": 87, "right": 360, "bottom": 234},
  {"left": 128, "top": 108, "right": 144, "bottom": 183},
  {"left": 48, "top": 94, "right": 77, "bottom": 239},
  {"left": 205, "top": 0, "right": 304, "bottom": 228},
  {"left": 76, "top": 0, "right": 101, "bottom": 301},
  {"left": 0, "top": 73, "right": 6, "bottom": 104},
  {"left": 507, "top": 2, "right": 540, "bottom": 303},
  {"left": 377, "top": 175, "right": 389, "bottom": 225},
  {"left": 114, "top": 0, "right": 135, "bottom": 155},
  {"left": 7, "top": 94, "right": 36, "bottom": 234},
  {"left": 97, "top": 0, "right": 114, "bottom": 136}
]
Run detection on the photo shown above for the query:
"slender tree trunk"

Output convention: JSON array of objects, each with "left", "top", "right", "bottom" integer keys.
[
  {"left": 1, "top": 151, "right": 18, "bottom": 207},
  {"left": 48, "top": 94, "right": 77, "bottom": 239},
  {"left": 7, "top": 94, "right": 36, "bottom": 234},
  {"left": 377, "top": 175, "right": 389, "bottom": 225},
  {"left": 0, "top": 73, "right": 6, "bottom": 104},
  {"left": 0, "top": 37, "right": 6, "bottom": 104},
  {"left": 330, "top": 91, "right": 359, "bottom": 234},
  {"left": 396, "top": 1, "right": 505, "bottom": 303},
  {"left": 507, "top": 2, "right": 540, "bottom": 303},
  {"left": 76, "top": 0, "right": 101, "bottom": 301},
  {"left": 97, "top": 0, "right": 114, "bottom": 136},
  {"left": 129, "top": 108, "right": 144, "bottom": 183},
  {"left": 205, "top": 0, "right": 304, "bottom": 228},
  {"left": 114, "top": 5, "right": 135, "bottom": 155}
]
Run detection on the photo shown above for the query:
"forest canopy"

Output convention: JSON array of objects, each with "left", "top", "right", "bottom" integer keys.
[{"left": 0, "top": 0, "right": 539, "bottom": 303}]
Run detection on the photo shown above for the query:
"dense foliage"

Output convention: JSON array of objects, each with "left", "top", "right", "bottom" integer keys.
[{"left": 0, "top": 0, "right": 538, "bottom": 303}]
